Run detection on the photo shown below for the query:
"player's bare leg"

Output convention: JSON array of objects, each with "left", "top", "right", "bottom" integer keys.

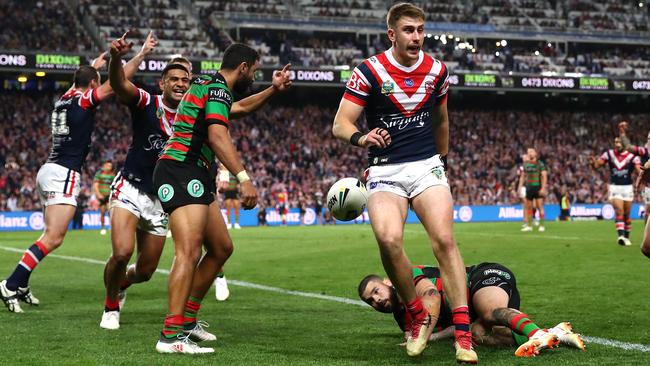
[
  {"left": 522, "top": 199, "right": 533, "bottom": 232},
  {"left": 156, "top": 204, "right": 212, "bottom": 352},
  {"left": 612, "top": 199, "right": 629, "bottom": 246},
  {"left": 642, "top": 216, "right": 650, "bottom": 258},
  {"left": 623, "top": 200, "right": 633, "bottom": 245},
  {"left": 125, "top": 229, "right": 166, "bottom": 285},
  {"left": 368, "top": 192, "right": 430, "bottom": 356},
  {"left": 99, "top": 204, "right": 107, "bottom": 234},
  {"left": 411, "top": 186, "right": 476, "bottom": 363},
  {"left": 491, "top": 307, "right": 559, "bottom": 357},
  {"left": 535, "top": 198, "right": 545, "bottom": 231},
  {"left": 183, "top": 200, "right": 233, "bottom": 341},
  {"left": 1, "top": 204, "right": 75, "bottom": 313}
]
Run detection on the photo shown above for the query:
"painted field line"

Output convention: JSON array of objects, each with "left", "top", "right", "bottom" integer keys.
[{"left": 0, "top": 245, "right": 648, "bottom": 353}]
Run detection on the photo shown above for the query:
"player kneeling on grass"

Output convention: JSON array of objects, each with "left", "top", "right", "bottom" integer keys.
[{"left": 359, "top": 263, "right": 585, "bottom": 358}]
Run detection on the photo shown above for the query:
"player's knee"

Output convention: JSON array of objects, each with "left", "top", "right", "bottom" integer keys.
[
  {"left": 377, "top": 233, "right": 403, "bottom": 256},
  {"left": 432, "top": 234, "right": 456, "bottom": 253},
  {"left": 112, "top": 251, "right": 133, "bottom": 266}
]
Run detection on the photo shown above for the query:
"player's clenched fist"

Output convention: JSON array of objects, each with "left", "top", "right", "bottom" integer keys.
[
  {"left": 361, "top": 127, "right": 392, "bottom": 148},
  {"left": 239, "top": 180, "right": 258, "bottom": 210},
  {"left": 110, "top": 31, "right": 134, "bottom": 57}
]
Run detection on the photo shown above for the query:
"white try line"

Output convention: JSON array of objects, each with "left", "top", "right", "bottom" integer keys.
[{"left": 0, "top": 245, "right": 648, "bottom": 353}]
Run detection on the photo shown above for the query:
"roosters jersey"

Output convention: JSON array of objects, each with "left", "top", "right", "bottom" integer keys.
[
  {"left": 631, "top": 146, "right": 650, "bottom": 165},
  {"left": 343, "top": 48, "right": 449, "bottom": 166},
  {"left": 599, "top": 149, "right": 640, "bottom": 185},
  {"left": 46, "top": 88, "right": 101, "bottom": 172},
  {"left": 121, "top": 88, "right": 176, "bottom": 194}
]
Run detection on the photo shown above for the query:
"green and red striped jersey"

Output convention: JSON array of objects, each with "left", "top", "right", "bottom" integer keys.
[{"left": 160, "top": 73, "right": 232, "bottom": 170}]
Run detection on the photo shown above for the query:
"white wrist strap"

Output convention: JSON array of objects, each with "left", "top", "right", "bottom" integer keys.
[{"left": 236, "top": 170, "right": 250, "bottom": 183}]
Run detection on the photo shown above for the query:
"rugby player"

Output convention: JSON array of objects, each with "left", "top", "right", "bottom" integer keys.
[
  {"left": 152, "top": 43, "right": 291, "bottom": 354},
  {"left": 219, "top": 163, "right": 242, "bottom": 229},
  {"left": 519, "top": 148, "right": 547, "bottom": 232},
  {"left": 331, "top": 3, "right": 475, "bottom": 362},
  {"left": 590, "top": 137, "right": 641, "bottom": 246},
  {"left": 93, "top": 160, "right": 115, "bottom": 235},
  {"left": 514, "top": 153, "right": 529, "bottom": 229},
  {"left": 0, "top": 49, "right": 147, "bottom": 313},
  {"left": 359, "top": 263, "right": 585, "bottom": 358},
  {"left": 100, "top": 32, "right": 191, "bottom": 330},
  {"left": 620, "top": 121, "right": 650, "bottom": 221}
]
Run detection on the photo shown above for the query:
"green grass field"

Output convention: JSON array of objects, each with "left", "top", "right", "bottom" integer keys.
[{"left": 1, "top": 221, "right": 649, "bottom": 365}]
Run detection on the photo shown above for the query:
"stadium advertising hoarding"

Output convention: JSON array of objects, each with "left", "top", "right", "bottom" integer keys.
[
  {"left": 2, "top": 52, "right": 649, "bottom": 93},
  {"left": 0, "top": 204, "right": 644, "bottom": 231}
]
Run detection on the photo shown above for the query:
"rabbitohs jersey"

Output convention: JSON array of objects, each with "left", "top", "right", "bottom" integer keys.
[{"left": 343, "top": 48, "right": 449, "bottom": 166}]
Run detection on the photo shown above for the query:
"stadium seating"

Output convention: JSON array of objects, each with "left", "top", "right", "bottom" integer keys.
[{"left": 2, "top": 89, "right": 649, "bottom": 212}]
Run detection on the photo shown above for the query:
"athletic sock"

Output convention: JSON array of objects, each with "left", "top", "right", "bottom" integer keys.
[
  {"left": 616, "top": 216, "right": 625, "bottom": 237},
  {"left": 183, "top": 295, "right": 202, "bottom": 328},
  {"left": 104, "top": 297, "right": 120, "bottom": 312},
  {"left": 624, "top": 218, "right": 632, "bottom": 238},
  {"left": 162, "top": 314, "right": 184, "bottom": 339},
  {"left": 452, "top": 306, "right": 471, "bottom": 341},
  {"left": 405, "top": 297, "right": 425, "bottom": 317},
  {"left": 512, "top": 331, "right": 529, "bottom": 346},
  {"left": 509, "top": 313, "right": 542, "bottom": 338},
  {"left": 6, "top": 241, "right": 49, "bottom": 290}
]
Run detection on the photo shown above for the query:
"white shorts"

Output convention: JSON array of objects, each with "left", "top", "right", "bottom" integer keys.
[
  {"left": 365, "top": 154, "right": 448, "bottom": 199},
  {"left": 518, "top": 186, "right": 526, "bottom": 199},
  {"left": 644, "top": 187, "right": 650, "bottom": 205},
  {"left": 110, "top": 175, "right": 168, "bottom": 236},
  {"left": 36, "top": 163, "right": 81, "bottom": 207},
  {"left": 608, "top": 184, "right": 634, "bottom": 202}
]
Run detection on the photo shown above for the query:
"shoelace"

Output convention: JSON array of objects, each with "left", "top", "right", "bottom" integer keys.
[
  {"left": 187, "top": 320, "right": 211, "bottom": 337},
  {"left": 177, "top": 333, "right": 200, "bottom": 348},
  {"left": 457, "top": 332, "right": 473, "bottom": 350}
]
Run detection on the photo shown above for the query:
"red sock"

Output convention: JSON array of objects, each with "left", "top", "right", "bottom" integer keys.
[
  {"left": 452, "top": 306, "right": 471, "bottom": 338},
  {"left": 405, "top": 297, "right": 424, "bottom": 316},
  {"left": 104, "top": 297, "right": 120, "bottom": 312},
  {"left": 162, "top": 314, "right": 184, "bottom": 339}
]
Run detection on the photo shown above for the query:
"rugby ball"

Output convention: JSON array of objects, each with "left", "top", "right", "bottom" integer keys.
[{"left": 326, "top": 178, "right": 368, "bottom": 221}]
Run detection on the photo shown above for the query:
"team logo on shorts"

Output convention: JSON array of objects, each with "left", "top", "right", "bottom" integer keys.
[
  {"left": 187, "top": 179, "right": 204, "bottom": 198},
  {"left": 381, "top": 81, "right": 394, "bottom": 95},
  {"left": 432, "top": 166, "right": 445, "bottom": 179},
  {"left": 158, "top": 184, "right": 175, "bottom": 203}
]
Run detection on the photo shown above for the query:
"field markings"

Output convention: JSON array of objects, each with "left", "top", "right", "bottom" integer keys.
[
  {"left": 404, "top": 229, "right": 582, "bottom": 241},
  {"left": 1, "top": 245, "right": 648, "bottom": 353}
]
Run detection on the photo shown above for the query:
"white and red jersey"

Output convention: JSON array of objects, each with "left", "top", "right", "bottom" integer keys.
[
  {"left": 631, "top": 146, "right": 650, "bottom": 164},
  {"left": 343, "top": 48, "right": 449, "bottom": 166},
  {"left": 599, "top": 149, "right": 640, "bottom": 185}
]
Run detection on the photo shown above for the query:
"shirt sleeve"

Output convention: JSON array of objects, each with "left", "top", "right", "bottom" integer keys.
[
  {"left": 343, "top": 66, "right": 371, "bottom": 107},
  {"left": 78, "top": 89, "right": 101, "bottom": 110},
  {"left": 435, "top": 62, "right": 450, "bottom": 105},
  {"left": 599, "top": 151, "right": 609, "bottom": 162},
  {"left": 134, "top": 88, "right": 152, "bottom": 109},
  {"left": 205, "top": 85, "right": 232, "bottom": 127}
]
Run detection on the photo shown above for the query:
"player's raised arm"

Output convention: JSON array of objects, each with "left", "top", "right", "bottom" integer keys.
[
  {"left": 589, "top": 155, "right": 605, "bottom": 169},
  {"left": 230, "top": 63, "right": 292, "bottom": 119},
  {"left": 109, "top": 32, "right": 139, "bottom": 105},
  {"left": 122, "top": 30, "right": 157, "bottom": 79}
]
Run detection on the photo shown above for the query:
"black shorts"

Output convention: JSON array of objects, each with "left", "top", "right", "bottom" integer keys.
[
  {"left": 153, "top": 159, "right": 216, "bottom": 214},
  {"left": 224, "top": 189, "right": 239, "bottom": 200},
  {"left": 99, "top": 196, "right": 109, "bottom": 206},
  {"left": 467, "top": 263, "right": 520, "bottom": 320},
  {"left": 525, "top": 186, "right": 541, "bottom": 200}
]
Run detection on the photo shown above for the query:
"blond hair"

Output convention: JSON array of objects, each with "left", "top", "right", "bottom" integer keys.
[{"left": 386, "top": 2, "right": 425, "bottom": 29}]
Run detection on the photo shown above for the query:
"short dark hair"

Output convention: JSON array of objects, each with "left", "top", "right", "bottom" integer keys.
[
  {"left": 161, "top": 63, "right": 189, "bottom": 78},
  {"left": 170, "top": 56, "right": 192, "bottom": 72},
  {"left": 73, "top": 65, "right": 99, "bottom": 87},
  {"left": 221, "top": 43, "right": 260, "bottom": 71},
  {"left": 357, "top": 274, "right": 382, "bottom": 300}
]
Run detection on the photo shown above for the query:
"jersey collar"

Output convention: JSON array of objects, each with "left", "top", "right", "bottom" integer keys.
[{"left": 385, "top": 47, "right": 424, "bottom": 73}]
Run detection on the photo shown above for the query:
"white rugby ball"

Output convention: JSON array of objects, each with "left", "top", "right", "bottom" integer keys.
[{"left": 326, "top": 178, "right": 368, "bottom": 221}]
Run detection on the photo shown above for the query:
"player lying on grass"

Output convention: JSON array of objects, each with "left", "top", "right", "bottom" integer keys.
[{"left": 359, "top": 262, "right": 585, "bottom": 358}]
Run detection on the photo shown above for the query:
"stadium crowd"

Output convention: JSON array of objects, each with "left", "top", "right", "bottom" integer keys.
[{"left": 1, "top": 90, "right": 648, "bottom": 212}]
